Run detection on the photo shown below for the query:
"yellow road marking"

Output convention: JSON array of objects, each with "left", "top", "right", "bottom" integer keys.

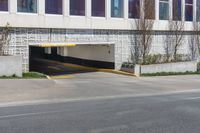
[
  {"left": 50, "top": 75, "right": 74, "bottom": 79},
  {"left": 47, "top": 66, "right": 61, "bottom": 71}
]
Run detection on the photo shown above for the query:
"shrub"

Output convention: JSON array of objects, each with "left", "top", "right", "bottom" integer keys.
[
  {"left": 141, "top": 54, "right": 191, "bottom": 65},
  {"left": 198, "top": 62, "right": 200, "bottom": 71},
  {"left": 23, "top": 72, "right": 47, "bottom": 79},
  {"left": 142, "top": 71, "right": 200, "bottom": 76}
]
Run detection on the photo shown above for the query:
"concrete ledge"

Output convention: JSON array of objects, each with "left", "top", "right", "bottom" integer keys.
[
  {"left": 135, "top": 61, "right": 198, "bottom": 76},
  {"left": 0, "top": 55, "right": 22, "bottom": 77}
]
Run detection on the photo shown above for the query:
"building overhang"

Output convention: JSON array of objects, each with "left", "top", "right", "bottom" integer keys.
[{"left": 29, "top": 42, "right": 115, "bottom": 48}]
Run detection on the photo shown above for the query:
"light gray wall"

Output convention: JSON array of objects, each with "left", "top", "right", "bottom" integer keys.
[
  {"left": 61, "top": 45, "right": 115, "bottom": 62},
  {"left": 4, "top": 28, "right": 197, "bottom": 72},
  {"left": 0, "top": 56, "right": 22, "bottom": 77},
  {"left": 136, "top": 61, "right": 198, "bottom": 74}
]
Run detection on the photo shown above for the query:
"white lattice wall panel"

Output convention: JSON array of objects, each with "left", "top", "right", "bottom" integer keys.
[{"left": 3, "top": 28, "right": 194, "bottom": 72}]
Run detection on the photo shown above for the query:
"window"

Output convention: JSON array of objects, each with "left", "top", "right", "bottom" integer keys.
[
  {"left": 185, "top": 0, "right": 193, "bottom": 21},
  {"left": 17, "top": 0, "right": 37, "bottom": 13},
  {"left": 70, "top": 0, "right": 85, "bottom": 16},
  {"left": 111, "top": 0, "right": 123, "bottom": 18},
  {"left": 144, "top": 0, "right": 155, "bottom": 19},
  {"left": 45, "top": 0, "right": 62, "bottom": 14},
  {"left": 159, "top": 0, "right": 169, "bottom": 20},
  {"left": 92, "top": 0, "right": 105, "bottom": 17},
  {"left": 128, "top": 0, "right": 140, "bottom": 18},
  {"left": 197, "top": 0, "right": 200, "bottom": 21},
  {"left": 0, "top": 0, "right": 8, "bottom": 11},
  {"left": 173, "top": 0, "right": 182, "bottom": 20}
]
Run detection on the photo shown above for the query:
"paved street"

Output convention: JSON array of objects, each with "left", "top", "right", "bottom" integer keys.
[
  {"left": 0, "top": 60, "right": 200, "bottom": 132},
  {"left": 30, "top": 58, "right": 95, "bottom": 76},
  {"left": 1, "top": 90, "right": 200, "bottom": 133}
]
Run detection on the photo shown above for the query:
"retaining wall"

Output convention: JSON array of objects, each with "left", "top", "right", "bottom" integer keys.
[
  {"left": 0, "top": 56, "right": 22, "bottom": 77},
  {"left": 135, "top": 61, "right": 198, "bottom": 76}
]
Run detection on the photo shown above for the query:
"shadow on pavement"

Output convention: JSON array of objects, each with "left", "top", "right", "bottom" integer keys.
[{"left": 30, "top": 58, "right": 97, "bottom": 76}]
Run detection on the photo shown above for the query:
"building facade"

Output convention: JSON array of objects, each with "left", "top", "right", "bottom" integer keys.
[{"left": 0, "top": 0, "right": 199, "bottom": 72}]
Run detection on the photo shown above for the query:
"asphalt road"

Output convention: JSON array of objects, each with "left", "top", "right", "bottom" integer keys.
[
  {"left": 1, "top": 91, "right": 200, "bottom": 133},
  {"left": 1, "top": 57, "right": 200, "bottom": 133},
  {"left": 30, "top": 58, "right": 95, "bottom": 76}
]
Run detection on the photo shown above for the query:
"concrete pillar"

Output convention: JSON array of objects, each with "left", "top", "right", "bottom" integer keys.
[
  {"left": 182, "top": 0, "right": 185, "bottom": 21},
  {"left": 169, "top": 0, "right": 173, "bottom": 20},
  {"left": 140, "top": 0, "right": 144, "bottom": 19},
  {"left": 106, "top": 0, "right": 111, "bottom": 19},
  {"left": 63, "top": 0, "right": 70, "bottom": 17},
  {"left": 194, "top": 0, "right": 197, "bottom": 22},
  {"left": 9, "top": 0, "right": 17, "bottom": 14},
  {"left": 124, "top": 0, "right": 129, "bottom": 19},
  {"left": 86, "top": 0, "right": 91, "bottom": 17},
  {"left": 63, "top": 47, "right": 69, "bottom": 56},
  {"left": 155, "top": 0, "right": 159, "bottom": 20},
  {"left": 38, "top": 0, "right": 45, "bottom": 15},
  {"left": 45, "top": 48, "right": 51, "bottom": 54}
]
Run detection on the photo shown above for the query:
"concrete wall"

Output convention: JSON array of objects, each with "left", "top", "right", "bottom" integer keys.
[
  {"left": 4, "top": 28, "right": 196, "bottom": 72},
  {"left": 0, "top": 56, "right": 22, "bottom": 77},
  {"left": 0, "top": 0, "right": 196, "bottom": 31},
  {"left": 58, "top": 45, "right": 115, "bottom": 62},
  {"left": 135, "top": 61, "right": 198, "bottom": 75}
]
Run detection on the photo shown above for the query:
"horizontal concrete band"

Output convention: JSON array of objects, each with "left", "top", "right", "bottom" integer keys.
[
  {"left": 39, "top": 43, "right": 77, "bottom": 47},
  {"left": 30, "top": 42, "right": 115, "bottom": 48}
]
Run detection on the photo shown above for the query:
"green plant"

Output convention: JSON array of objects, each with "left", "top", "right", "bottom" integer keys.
[
  {"left": 137, "top": 54, "right": 192, "bottom": 65},
  {"left": 23, "top": 72, "right": 47, "bottom": 79},
  {"left": 198, "top": 62, "right": 200, "bottom": 71},
  {"left": 0, "top": 72, "right": 47, "bottom": 79},
  {"left": 142, "top": 71, "right": 200, "bottom": 77}
]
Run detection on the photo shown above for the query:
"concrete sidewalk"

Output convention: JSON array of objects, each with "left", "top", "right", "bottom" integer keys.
[{"left": 0, "top": 72, "right": 200, "bottom": 106}]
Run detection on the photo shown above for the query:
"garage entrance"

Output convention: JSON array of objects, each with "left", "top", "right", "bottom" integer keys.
[{"left": 29, "top": 43, "right": 115, "bottom": 75}]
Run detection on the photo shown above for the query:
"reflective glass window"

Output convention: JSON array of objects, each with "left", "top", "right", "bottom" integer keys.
[
  {"left": 128, "top": 0, "right": 140, "bottom": 18},
  {"left": 45, "top": 0, "right": 62, "bottom": 14},
  {"left": 185, "top": 0, "right": 193, "bottom": 21},
  {"left": 173, "top": 0, "right": 182, "bottom": 20},
  {"left": 197, "top": 0, "right": 200, "bottom": 21},
  {"left": 159, "top": 0, "right": 169, "bottom": 20},
  {"left": 92, "top": 0, "right": 105, "bottom": 17},
  {"left": 0, "top": 0, "right": 8, "bottom": 11},
  {"left": 144, "top": 0, "right": 155, "bottom": 19},
  {"left": 70, "top": 0, "right": 85, "bottom": 16},
  {"left": 17, "top": 0, "right": 37, "bottom": 13},
  {"left": 111, "top": 0, "right": 123, "bottom": 18}
]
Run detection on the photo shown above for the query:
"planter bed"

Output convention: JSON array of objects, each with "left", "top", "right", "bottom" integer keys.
[{"left": 135, "top": 61, "right": 198, "bottom": 76}]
